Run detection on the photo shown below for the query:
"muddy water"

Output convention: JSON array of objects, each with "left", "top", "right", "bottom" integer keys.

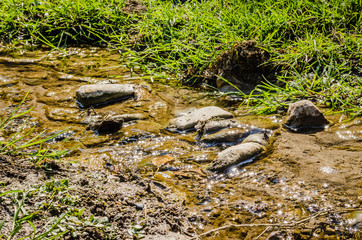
[{"left": 0, "top": 47, "right": 361, "bottom": 239}]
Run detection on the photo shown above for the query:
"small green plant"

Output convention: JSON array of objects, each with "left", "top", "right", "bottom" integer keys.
[
  {"left": 0, "top": 92, "right": 70, "bottom": 164},
  {"left": 128, "top": 222, "right": 146, "bottom": 239},
  {"left": 0, "top": 179, "right": 112, "bottom": 239},
  {"left": 0, "top": 190, "right": 69, "bottom": 240}
]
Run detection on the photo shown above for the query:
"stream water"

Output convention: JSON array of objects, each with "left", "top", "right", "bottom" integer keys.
[{"left": 0, "top": 47, "right": 361, "bottom": 239}]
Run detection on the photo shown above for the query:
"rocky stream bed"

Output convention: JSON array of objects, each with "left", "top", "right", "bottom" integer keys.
[{"left": 0, "top": 48, "right": 361, "bottom": 239}]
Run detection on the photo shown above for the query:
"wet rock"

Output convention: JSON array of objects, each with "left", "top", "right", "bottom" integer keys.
[
  {"left": 45, "top": 107, "right": 82, "bottom": 123},
  {"left": 242, "top": 133, "right": 268, "bottom": 146},
  {"left": 87, "top": 115, "right": 124, "bottom": 133},
  {"left": 0, "top": 75, "right": 18, "bottom": 87},
  {"left": 37, "top": 91, "right": 75, "bottom": 107},
  {"left": 196, "top": 119, "right": 242, "bottom": 135},
  {"left": 123, "top": 120, "right": 163, "bottom": 136},
  {"left": 76, "top": 84, "right": 136, "bottom": 108},
  {"left": 208, "top": 142, "right": 265, "bottom": 171},
  {"left": 219, "top": 84, "right": 240, "bottom": 93},
  {"left": 168, "top": 106, "right": 233, "bottom": 132},
  {"left": 201, "top": 128, "right": 249, "bottom": 144},
  {"left": 284, "top": 100, "right": 329, "bottom": 132},
  {"left": 175, "top": 108, "right": 198, "bottom": 117},
  {"left": 347, "top": 210, "right": 362, "bottom": 229},
  {"left": 115, "top": 113, "right": 145, "bottom": 122},
  {"left": 81, "top": 134, "right": 110, "bottom": 147}
]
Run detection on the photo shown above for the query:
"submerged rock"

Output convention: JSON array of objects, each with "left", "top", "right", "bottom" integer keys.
[
  {"left": 168, "top": 106, "right": 233, "bottom": 132},
  {"left": 201, "top": 128, "right": 249, "bottom": 144},
  {"left": 284, "top": 100, "right": 329, "bottom": 132},
  {"left": 87, "top": 115, "right": 124, "bottom": 133},
  {"left": 86, "top": 113, "right": 145, "bottom": 133},
  {"left": 115, "top": 113, "right": 145, "bottom": 122},
  {"left": 45, "top": 107, "right": 82, "bottom": 123},
  {"left": 208, "top": 142, "right": 265, "bottom": 171},
  {"left": 208, "top": 132, "right": 269, "bottom": 171},
  {"left": 76, "top": 84, "right": 136, "bottom": 108}
]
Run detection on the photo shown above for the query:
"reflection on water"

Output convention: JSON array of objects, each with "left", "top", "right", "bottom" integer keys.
[
  {"left": 336, "top": 130, "right": 361, "bottom": 140},
  {"left": 320, "top": 166, "right": 338, "bottom": 174}
]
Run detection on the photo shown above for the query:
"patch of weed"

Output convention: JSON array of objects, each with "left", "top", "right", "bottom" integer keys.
[
  {"left": 0, "top": 92, "right": 71, "bottom": 165},
  {"left": 0, "top": 179, "right": 113, "bottom": 239}
]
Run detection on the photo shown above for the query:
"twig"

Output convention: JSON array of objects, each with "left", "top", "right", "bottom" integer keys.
[
  {"left": 190, "top": 208, "right": 361, "bottom": 239},
  {"left": 255, "top": 226, "right": 272, "bottom": 240}
]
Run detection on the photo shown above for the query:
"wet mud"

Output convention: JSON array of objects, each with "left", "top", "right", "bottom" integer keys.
[{"left": 0, "top": 47, "right": 361, "bottom": 239}]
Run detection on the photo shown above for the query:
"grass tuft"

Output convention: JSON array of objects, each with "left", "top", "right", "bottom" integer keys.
[{"left": 0, "top": 92, "right": 71, "bottom": 164}]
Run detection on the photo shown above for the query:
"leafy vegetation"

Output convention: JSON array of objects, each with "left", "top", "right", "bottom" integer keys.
[
  {"left": 0, "top": 92, "right": 70, "bottom": 164},
  {"left": 0, "top": 179, "right": 111, "bottom": 239},
  {"left": 0, "top": 94, "right": 81, "bottom": 239},
  {"left": 0, "top": 0, "right": 361, "bottom": 116}
]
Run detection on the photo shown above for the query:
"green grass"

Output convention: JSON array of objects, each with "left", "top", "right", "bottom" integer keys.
[
  {"left": 0, "top": 92, "right": 70, "bottom": 164},
  {"left": 0, "top": 0, "right": 361, "bottom": 117},
  {"left": 0, "top": 179, "right": 109, "bottom": 239},
  {"left": 0, "top": 0, "right": 132, "bottom": 47}
]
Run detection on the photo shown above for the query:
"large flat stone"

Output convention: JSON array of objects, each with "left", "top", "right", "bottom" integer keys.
[
  {"left": 168, "top": 106, "right": 233, "bottom": 131},
  {"left": 76, "top": 84, "right": 136, "bottom": 108}
]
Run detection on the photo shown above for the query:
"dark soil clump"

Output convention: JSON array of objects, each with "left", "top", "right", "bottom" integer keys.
[
  {"left": 123, "top": 0, "right": 147, "bottom": 14},
  {"left": 184, "top": 41, "right": 273, "bottom": 94}
]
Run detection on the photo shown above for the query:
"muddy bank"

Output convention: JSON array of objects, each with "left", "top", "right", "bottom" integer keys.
[
  {"left": 0, "top": 47, "right": 361, "bottom": 239},
  {"left": 0, "top": 155, "right": 190, "bottom": 239}
]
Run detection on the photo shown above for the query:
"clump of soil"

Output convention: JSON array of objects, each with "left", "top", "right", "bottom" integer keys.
[
  {"left": 184, "top": 41, "right": 273, "bottom": 94},
  {"left": 123, "top": 0, "right": 147, "bottom": 14}
]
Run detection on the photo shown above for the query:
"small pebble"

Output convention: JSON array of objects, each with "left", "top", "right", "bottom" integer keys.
[
  {"left": 136, "top": 203, "right": 144, "bottom": 210},
  {"left": 203, "top": 207, "right": 213, "bottom": 212},
  {"left": 99, "top": 217, "right": 109, "bottom": 224}
]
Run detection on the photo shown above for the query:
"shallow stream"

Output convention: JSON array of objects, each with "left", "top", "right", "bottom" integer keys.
[{"left": 0, "top": 47, "right": 360, "bottom": 239}]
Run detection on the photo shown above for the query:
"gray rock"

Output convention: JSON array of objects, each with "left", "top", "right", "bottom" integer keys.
[
  {"left": 135, "top": 203, "right": 144, "bottom": 210},
  {"left": 174, "top": 108, "right": 197, "bottom": 117},
  {"left": 208, "top": 142, "right": 265, "bottom": 171},
  {"left": 76, "top": 84, "right": 136, "bottom": 108},
  {"left": 219, "top": 84, "right": 240, "bottom": 93},
  {"left": 242, "top": 133, "right": 268, "bottom": 146},
  {"left": 196, "top": 119, "right": 243, "bottom": 135},
  {"left": 168, "top": 106, "right": 233, "bottom": 131},
  {"left": 87, "top": 115, "right": 124, "bottom": 133},
  {"left": 284, "top": 100, "right": 329, "bottom": 132},
  {"left": 201, "top": 128, "right": 249, "bottom": 143}
]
